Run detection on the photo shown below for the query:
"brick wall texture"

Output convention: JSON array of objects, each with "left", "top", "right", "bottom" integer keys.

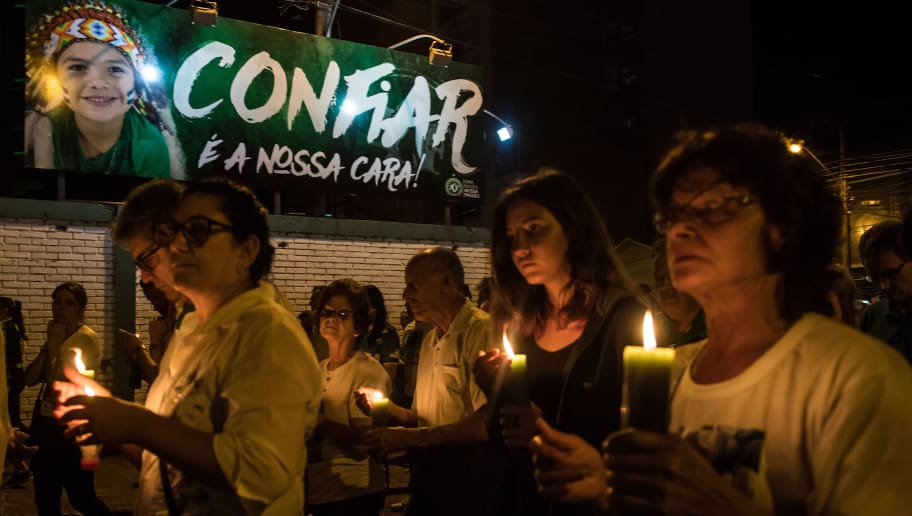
[{"left": 0, "top": 217, "right": 490, "bottom": 425}]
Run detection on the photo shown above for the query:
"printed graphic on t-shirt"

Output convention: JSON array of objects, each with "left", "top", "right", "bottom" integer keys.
[{"left": 678, "top": 425, "right": 770, "bottom": 504}]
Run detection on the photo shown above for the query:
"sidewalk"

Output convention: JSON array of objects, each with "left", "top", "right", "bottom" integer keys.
[
  {"left": 1, "top": 453, "right": 138, "bottom": 516},
  {"left": 1, "top": 454, "right": 409, "bottom": 515}
]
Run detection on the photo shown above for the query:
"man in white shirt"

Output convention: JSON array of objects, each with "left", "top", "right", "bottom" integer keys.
[{"left": 366, "top": 247, "right": 503, "bottom": 515}]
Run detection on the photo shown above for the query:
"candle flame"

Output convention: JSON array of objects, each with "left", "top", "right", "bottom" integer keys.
[
  {"left": 73, "top": 348, "right": 87, "bottom": 374},
  {"left": 502, "top": 331, "right": 515, "bottom": 359},
  {"left": 373, "top": 390, "right": 385, "bottom": 400},
  {"left": 72, "top": 349, "right": 95, "bottom": 396},
  {"left": 642, "top": 311, "right": 657, "bottom": 351}
]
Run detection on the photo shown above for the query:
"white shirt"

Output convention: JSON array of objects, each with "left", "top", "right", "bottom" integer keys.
[
  {"left": 306, "top": 351, "right": 391, "bottom": 505},
  {"left": 671, "top": 313, "right": 912, "bottom": 515},
  {"left": 413, "top": 299, "right": 491, "bottom": 428},
  {"left": 137, "top": 282, "right": 321, "bottom": 515}
]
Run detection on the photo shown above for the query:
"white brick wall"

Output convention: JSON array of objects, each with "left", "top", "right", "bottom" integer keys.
[
  {"left": 1, "top": 217, "right": 490, "bottom": 424},
  {"left": 0, "top": 218, "right": 115, "bottom": 425}
]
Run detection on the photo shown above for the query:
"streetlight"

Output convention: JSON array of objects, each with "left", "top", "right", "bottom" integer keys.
[
  {"left": 788, "top": 139, "right": 853, "bottom": 266},
  {"left": 483, "top": 109, "right": 513, "bottom": 142},
  {"left": 387, "top": 34, "right": 453, "bottom": 66}
]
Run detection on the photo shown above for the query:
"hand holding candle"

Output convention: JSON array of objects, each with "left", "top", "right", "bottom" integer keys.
[
  {"left": 72, "top": 348, "right": 101, "bottom": 470},
  {"left": 620, "top": 311, "right": 674, "bottom": 433}
]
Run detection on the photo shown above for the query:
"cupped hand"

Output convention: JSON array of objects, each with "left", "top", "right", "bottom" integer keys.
[
  {"left": 473, "top": 348, "right": 509, "bottom": 393},
  {"left": 53, "top": 365, "right": 141, "bottom": 445},
  {"left": 529, "top": 418, "right": 609, "bottom": 508},
  {"left": 603, "top": 429, "right": 762, "bottom": 516}
]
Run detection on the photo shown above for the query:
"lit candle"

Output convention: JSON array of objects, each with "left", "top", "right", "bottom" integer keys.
[
  {"left": 501, "top": 332, "right": 529, "bottom": 410},
  {"left": 621, "top": 311, "right": 674, "bottom": 433},
  {"left": 370, "top": 390, "right": 390, "bottom": 427},
  {"left": 72, "top": 348, "right": 101, "bottom": 470}
]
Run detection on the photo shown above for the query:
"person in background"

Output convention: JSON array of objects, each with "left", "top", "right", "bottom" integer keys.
[
  {"left": 360, "top": 247, "right": 503, "bottom": 516},
  {"left": 858, "top": 221, "right": 912, "bottom": 363},
  {"left": 112, "top": 180, "right": 193, "bottom": 398},
  {"left": 651, "top": 238, "right": 706, "bottom": 347},
  {"left": 120, "top": 280, "right": 178, "bottom": 385},
  {"left": 306, "top": 278, "right": 391, "bottom": 516},
  {"left": 824, "top": 264, "right": 859, "bottom": 327},
  {"left": 362, "top": 285, "right": 400, "bottom": 381},
  {"left": 0, "top": 322, "right": 38, "bottom": 493},
  {"left": 0, "top": 298, "right": 26, "bottom": 431},
  {"left": 530, "top": 124, "right": 912, "bottom": 515},
  {"left": 56, "top": 179, "right": 321, "bottom": 514},
  {"left": 0, "top": 297, "right": 32, "bottom": 488},
  {"left": 391, "top": 303, "right": 429, "bottom": 409},
  {"left": 23, "top": 283, "right": 112, "bottom": 516},
  {"left": 476, "top": 277, "right": 494, "bottom": 312},
  {"left": 476, "top": 168, "right": 645, "bottom": 516},
  {"left": 301, "top": 285, "right": 330, "bottom": 362}
]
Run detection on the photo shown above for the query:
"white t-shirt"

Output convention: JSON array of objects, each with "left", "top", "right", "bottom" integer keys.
[
  {"left": 413, "top": 300, "right": 491, "bottom": 428},
  {"left": 40, "top": 325, "right": 102, "bottom": 416},
  {"left": 306, "top": 351, "right": 391, "bottom": 505},
  {"left": 671, "top": 313, "right": 912, "bottom": 515}
]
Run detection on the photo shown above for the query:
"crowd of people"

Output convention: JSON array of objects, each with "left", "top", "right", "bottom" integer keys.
[{"left": 0, "top": 123, "right": 910, "bottom": 515}]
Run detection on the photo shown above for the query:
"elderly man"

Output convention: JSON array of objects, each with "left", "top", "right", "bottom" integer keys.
[
  {"left": 859, "top": 221, "right": 912, "bottom": 364},
  {"left": 366, "top": 247, "right": 502, "bottom": 516}
]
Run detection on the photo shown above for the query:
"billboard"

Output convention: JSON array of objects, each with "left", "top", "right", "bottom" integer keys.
[{"left": 24, "top": 0, "right": 486, "bottom": 201}]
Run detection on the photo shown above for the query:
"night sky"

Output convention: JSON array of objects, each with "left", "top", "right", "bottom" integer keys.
[{"left": 206, "top": 0, "right": 912, "bottom": 242}]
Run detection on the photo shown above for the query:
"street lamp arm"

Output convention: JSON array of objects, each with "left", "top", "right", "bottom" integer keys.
[
  {"left": 388, "top": 34, "right": 447, "bottom": 50},
  {"left": 482, "top": 109, "right": 511, "bottom": 130},
  {"left": 802, "top": 147, "right": 830, "bottom": 173}
]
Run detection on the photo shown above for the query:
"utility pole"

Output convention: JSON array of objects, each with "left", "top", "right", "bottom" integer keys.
[
  {"left": 314, "top": 0, "right": 330, "bottom": 35},
  {"left": 840, "top": 127, "right": 851, "bottom": 268}
]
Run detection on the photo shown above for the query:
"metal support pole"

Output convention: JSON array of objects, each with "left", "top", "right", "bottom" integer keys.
[{"left": 840, "top": 129, "right": 851, "bottom": 267}]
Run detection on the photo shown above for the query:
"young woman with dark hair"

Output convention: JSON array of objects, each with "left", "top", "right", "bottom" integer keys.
[{"left": 477, "top": 167, "right": 646, "bottom": 516}]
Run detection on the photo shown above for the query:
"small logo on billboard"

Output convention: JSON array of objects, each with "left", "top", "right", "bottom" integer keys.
[{"left": 445, "top": 178, "right": 463, "bottom": 197}]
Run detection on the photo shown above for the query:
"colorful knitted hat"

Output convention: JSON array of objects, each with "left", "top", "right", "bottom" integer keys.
[{"left": 26, "top": 1, "right": 150, "bottom": 111}]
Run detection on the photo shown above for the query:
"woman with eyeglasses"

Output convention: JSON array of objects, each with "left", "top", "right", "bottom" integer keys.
[
  {"left": 530, "top": 125, "right": 912, "bottom": 515},
  {"left": 306, "top": 278, "right": 391, "bottom": 516},
  {"left": 23, "top": 282, "right": 112, "bottom": 516},
  {"left": 55, "top": 179, "right": 321, "bottom": 514}
]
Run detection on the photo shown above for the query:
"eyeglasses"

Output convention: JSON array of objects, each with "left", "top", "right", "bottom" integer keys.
[
  {"left": 654, "top": 191, "right": 757, "bottom": 234},
  {"left": 134, "top": 244, "right": 161, "bottom": 273},
  {"left": 155, "top": 216, "right": 235, "bottom": 249},
  {"left": 319, "top": 308, "right": 352, "bottom": 321},
  {"left": 865, "top": 260, "right": 908, "bottom": 285}
]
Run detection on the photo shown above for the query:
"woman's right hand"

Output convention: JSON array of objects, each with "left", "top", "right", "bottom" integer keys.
[
  {"left": 529, "top": 418, "right": 609, "bottom": 508},
  {"left": 54, "top": 365, "right": 144, "bottom": 445},
  {"left": 473, "top": 348, "right": 509, "bottom": 393}
]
